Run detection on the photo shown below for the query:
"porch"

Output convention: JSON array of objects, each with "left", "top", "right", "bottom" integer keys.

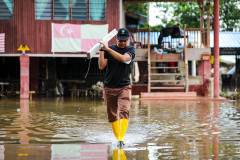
[
  {"left": 128, "top": 25, "right": 214, "bottom": 99},
  {"left": 121, "top": 0, "right": 223, "bottom": 100}
]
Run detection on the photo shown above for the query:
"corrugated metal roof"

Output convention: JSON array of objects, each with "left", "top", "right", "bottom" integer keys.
[
  {"left": 142, "top": 31, "right": 240, "bottom": 48},
  {"left": 210, "top": 31, "right": 240, "bottom": 48}
]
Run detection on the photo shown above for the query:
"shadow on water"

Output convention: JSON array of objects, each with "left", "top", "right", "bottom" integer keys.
[{"left": 0, "top": 97, "right": 239, "bottom": 159}]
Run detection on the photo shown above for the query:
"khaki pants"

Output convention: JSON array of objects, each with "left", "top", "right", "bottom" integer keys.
[{"left": 103, "top": 85, "right": 132, "bottom": 122}]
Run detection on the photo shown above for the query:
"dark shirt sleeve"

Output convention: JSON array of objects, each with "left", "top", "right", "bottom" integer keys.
[
  {"left": 126, "top": 47, "right": 135, "bottom": 60},
  {"left": 104, "top": 50, "right": 109, "bottom": 59}
]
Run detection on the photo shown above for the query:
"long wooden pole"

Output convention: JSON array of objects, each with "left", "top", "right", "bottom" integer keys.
[
  {"left": 200, "top": 0, "right": 204, "bottom": 47},
  {"left": 147, "top": 25, "right": 150, "bottom": 93},
  {"left": 184, "top": 25, "right": 188, "bottom": 92},
  {"left": 207, "top": 0, "right": 210, "bottom": 48},
  {"left": 200, "top": 0, "right": 204, "bottom": 28}
]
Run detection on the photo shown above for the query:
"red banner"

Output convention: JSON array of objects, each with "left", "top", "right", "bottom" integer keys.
[{"left": 0, "top": 33, "right": 4, "bottom": 53}]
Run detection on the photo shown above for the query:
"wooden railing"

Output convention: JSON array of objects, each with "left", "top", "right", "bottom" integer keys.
[
  {"left": 128, "top": 29, "right": 149, "bottom": 48},
  {"left": 185, "top": 28, "right": 209, "bottom": 48},
  {"left": 128, "top": 27, "right": 209, "bottom": 49}
]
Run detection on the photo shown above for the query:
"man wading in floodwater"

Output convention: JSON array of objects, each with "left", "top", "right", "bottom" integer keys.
[{"left": 98, "top": 28, "right": 135, "bottom": 148}]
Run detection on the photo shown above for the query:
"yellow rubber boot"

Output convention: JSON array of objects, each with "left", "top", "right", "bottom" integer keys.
[
  {"left": 111, "top": 120, "right": 120, "bottom": 141},
  {"left": 112, "top": 149, "right": 126, "bottom": 160},
  {"left": 118, "top": 118, "right": 128, "bottom": 142}
]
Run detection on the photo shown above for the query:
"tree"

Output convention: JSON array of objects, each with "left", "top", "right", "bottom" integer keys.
[
  {"left": 127, "top": 1, "right": 240, "bottom": 31},
  {"left": 154, "top": 2, "right": 203, "bottom": 29},
  {"left": 173, "top": 2, "right": 201, "bottom": 28},
  {"left": 126, "top": 3, "right": 149, "bottom": 29},
  {"left": 151, "top": 3, "right": 175, "bottom": 30},
  {"left": 126, "top": 3, "right": 148, "bottom": 15},
  {"left": 219, "top": 0, "right": 240, "bottom": 31},
  {"left": 172, "top": 0, "right": 240, "bottom": 31}
]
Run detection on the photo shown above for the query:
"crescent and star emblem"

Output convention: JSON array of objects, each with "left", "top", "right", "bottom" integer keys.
[
  {"left": 60, "top": 25, "right": 66, "bottom": 37},
  {"left": 60, "top": 25, "right": 74, "bottom": 37}
]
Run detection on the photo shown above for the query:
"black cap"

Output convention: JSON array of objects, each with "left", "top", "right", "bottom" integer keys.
[{"left": 117, "top": 28, "right": 130, "bottom": 40}]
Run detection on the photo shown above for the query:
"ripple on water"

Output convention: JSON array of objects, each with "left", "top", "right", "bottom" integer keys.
[{"left": 0, "top": 98, "right": 240, "bottom": 159}]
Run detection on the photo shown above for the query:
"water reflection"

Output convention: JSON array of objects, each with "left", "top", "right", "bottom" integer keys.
[
  {"left": 212, "top": 102, "right": 219, "bottom": 160},
  {"left": 19, "top": 99, "right": 30, "bottom": 144},
  {"left": 3, "top": 144, "right": 107, "bottom": 159},
  {"left": 112, "top": 149, "right": 126, "bottom": 160},
  {"left": 51, "top": 144, "right": 108, "bottom": 159},
  {"left": 0, "top": 98, "right": 239, "bottom": 159}
]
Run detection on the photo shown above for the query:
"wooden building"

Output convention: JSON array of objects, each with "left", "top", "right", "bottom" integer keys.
[
  {"left": 0, "top": 0, "right": 220, "bottom": 99},
  {"left": 0, "top": 0, "right": 120, "bottom": 97}
]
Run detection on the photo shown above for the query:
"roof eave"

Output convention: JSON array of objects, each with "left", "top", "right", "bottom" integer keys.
[{"left": 123, "top": 0, "right": 198, "bottom": 3}]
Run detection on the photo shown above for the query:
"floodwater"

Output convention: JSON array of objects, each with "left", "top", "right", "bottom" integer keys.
[{"left": 0, "top": 97, "right": 239, "bottom": 159}]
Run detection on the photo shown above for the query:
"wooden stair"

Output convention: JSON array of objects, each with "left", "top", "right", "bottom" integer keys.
[
  {"left": 149, "top": 25, "right": 189, "bottom": 92},
  {"left": 148, "top": 60, "right": 187, "bottom": 91},
  {"left": 143, "top": 25, "right": 191, "bottom": 99}
]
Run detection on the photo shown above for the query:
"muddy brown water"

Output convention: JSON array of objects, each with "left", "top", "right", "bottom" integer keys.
[{"left": 0, "top": 97, "right": 239, "bottom": 159}]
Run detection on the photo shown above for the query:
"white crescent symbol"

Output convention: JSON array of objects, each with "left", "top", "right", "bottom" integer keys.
[{"left": 60, "top": 25, "right": 67, "bottom": 37}]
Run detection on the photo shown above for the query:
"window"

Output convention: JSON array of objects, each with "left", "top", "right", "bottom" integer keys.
[
  {"left": 90, "top": 0, "right": 105, "bottom": 20},
  {"left": 53, "top": 0, "right": 69, "bottom": 20},
  {"left": 35, "top": 0, "right": 51, "bottom": 20},
  {"left": 0, "top": 0, "right": 13, "bottom": 20},
  {"left": 35, "top": 0, "right": 106, "bottom": 21},
  {"left": 72, "top": 0, "right": 88, "bottom": 20}
]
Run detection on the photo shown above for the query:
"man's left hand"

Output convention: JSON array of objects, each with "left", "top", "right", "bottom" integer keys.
[{"left": 99, "top": 41, "right": 109, "bottom": 51}]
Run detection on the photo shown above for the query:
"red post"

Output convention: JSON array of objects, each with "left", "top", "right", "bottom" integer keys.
[
  {"left": 20, "top": 55, "right": 29, "bottom": 99},
  {"left": 214, "top": 0, "right": 220, "bottom": 98},
  {"left": 198, "top": 60, "right": 211, "bottom": 96}
]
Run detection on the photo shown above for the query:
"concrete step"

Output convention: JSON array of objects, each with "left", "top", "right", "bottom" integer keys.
[
  {"left": 141, "top": 92, "right": 197, "bottom": 98},
  {"left": 150, "top": 73, "right": 181, "bottom": 76},
  {"left": 149, "top": 80, "right": 182, "bottom": 83},
  {"left": 151, "top": 59, "right": 182, "bottom": 62},
  {"left": 150, "top": 67, "right": 179, "bottom": 69},
  {"left": 150, "top": 87, "right": 184, "bottom": 90}
]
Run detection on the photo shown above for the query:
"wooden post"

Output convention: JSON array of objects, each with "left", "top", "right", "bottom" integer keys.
[
  {"left": 235, "top": 54, "right": 237, "bottom": 90},
  {"left": 200, "top": 0, "right": 204, "bottom": 47},
  {"left": 200, "top": 0, "right": 204, "bottom": 28},
  {"left": 207, "top": 0, "right": 211, "bottom": 48},
  {"left": 147, "top": 25, "right": 151, "bottom": 93},
  {"left": 119, "top": 0, "right": 124, "bottom": 28},
  {"left": 184, "top": 25, "right": 189, "bottom": 92}
]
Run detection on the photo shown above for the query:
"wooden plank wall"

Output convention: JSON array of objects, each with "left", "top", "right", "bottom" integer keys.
[{"left": 0, "top": 0, "right": 119, "bottom": 54}]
